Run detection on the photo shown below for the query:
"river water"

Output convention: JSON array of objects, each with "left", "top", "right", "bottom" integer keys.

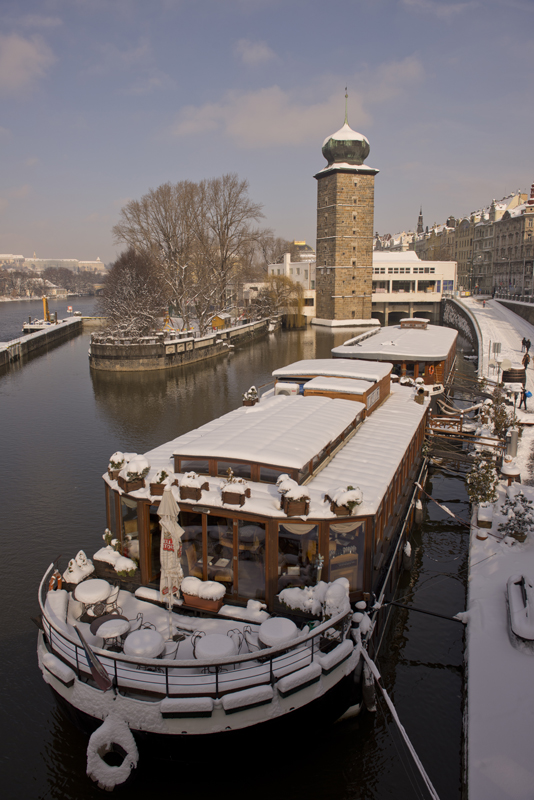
[{"left": 0, "top": 300, "right": 468, "bottom": 800}]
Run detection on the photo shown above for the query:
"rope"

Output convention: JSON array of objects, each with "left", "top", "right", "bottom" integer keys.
[{"left": 361, "top": 649, "right": 441, "bottom": 800}]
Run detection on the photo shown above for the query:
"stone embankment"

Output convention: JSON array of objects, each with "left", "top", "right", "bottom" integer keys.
[{"left": 0, "top": 317, "right": 86, "bottom": 368}]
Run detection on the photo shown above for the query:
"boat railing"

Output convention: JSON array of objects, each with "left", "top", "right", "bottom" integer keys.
[{"left": 39, "top": 565, "right": 353, "bottom": 700}]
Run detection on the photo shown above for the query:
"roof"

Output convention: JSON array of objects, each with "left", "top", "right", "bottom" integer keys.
[
  {"left": 148, "top": 395, "right": 363, "bottom": 472},
  {"left": 273, "top": 358, "right": 391, "bottom": 383},
  {"left": 304, "top": 376, "right": 374, "bottom": 395},
  {"left": 332, "top": 324, "right": 457, "bottom": 361}
]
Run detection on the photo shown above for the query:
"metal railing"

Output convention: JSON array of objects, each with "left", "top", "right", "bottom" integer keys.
[{"left": 39, "top": 565, "right": 352, "bottom": 700}]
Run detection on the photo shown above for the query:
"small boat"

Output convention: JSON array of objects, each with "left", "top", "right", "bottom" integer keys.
[
  {"left": 506, "top": 574, "right": 534, "bottom": 652},
  {"left": 37, "top": 354, "right": 432, "bottom": 787}
]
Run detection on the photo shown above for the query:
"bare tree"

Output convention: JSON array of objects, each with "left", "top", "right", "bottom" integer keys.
[
  {"left": 97, "top": 249, "right": 166, "bottom": 337},
  {"left": 252, "top": 274, "right": 304, "bottom": 325},
  {"left": 113, "top": 175, "right": 265, "bottom": 334}
]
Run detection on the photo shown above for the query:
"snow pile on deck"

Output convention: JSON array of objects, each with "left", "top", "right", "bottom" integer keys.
[
  {"left": 278, "top": 578, "right": 350, "bottom": 617},
  {"left": 93, "top": 546, "right": 137, "bottom": 574},
  {"left": 181, "top": 576, "right": 226, "bottom": 600},
  {"left": 62, "top": 551, "right": 94, "bottom": 585}
]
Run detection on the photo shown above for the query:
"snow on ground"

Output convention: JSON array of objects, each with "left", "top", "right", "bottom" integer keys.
[{"left": 463, "top": 297, "right": 534, "bottom": 800}]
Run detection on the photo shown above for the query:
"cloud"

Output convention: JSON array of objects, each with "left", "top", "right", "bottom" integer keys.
[
  {"left": 10, "top": 184, "right": 31, "bottom": 199},
  {"left": 0, "top": 33, "right": 55, "bottom": 95},
  {"left": 83, "top": 39, "right": 172, "bottom": 94},
  {"left": 18, "top": 14, "right": 63, "bottom": 29},
  {"left": 401, "top": 0, "right": 477, "bottom": 19},
  {"left": 234, "top": 39, "right": 277, "bottom": 66},
  {"left": 170, "top": 57, "right": 424, "bottom": 148}
]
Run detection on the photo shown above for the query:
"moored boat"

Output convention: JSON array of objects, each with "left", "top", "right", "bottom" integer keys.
[{"left": 37, "top": 354, "right": 431, "bottom": 788}]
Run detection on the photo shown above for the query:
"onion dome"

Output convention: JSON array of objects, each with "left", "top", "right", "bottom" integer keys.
[{"left": 321, "top": 106, "right": 370, "bottom": 167}]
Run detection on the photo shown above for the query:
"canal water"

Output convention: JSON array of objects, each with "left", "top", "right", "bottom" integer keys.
[{"left": 0, "top": 302, "right": 468, "bottom": 800}]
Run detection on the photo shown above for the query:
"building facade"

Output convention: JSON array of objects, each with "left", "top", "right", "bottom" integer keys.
[{"left": 313, "top": 108, "right": 378, "bottom": 325}]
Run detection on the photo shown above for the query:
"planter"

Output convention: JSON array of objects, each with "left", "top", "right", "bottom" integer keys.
[
  {"left": 330, "top": 502, "right": 352, "bottom": 517},
  {"left": 222, "top": 489, "right": 246, "bottom": 506},
  {"left": 242, "top": 398, "right": 259, "bottom": 407},
  {"left": 108, "top": 468, "right": 122, "bottom": 481},
  {"left": 281, "top": 496, "right": 310, "bottom": 516},
  {"left": 182, "top": 593, "right": 224, "bottom": 613},
  {"left": 117, "top": 475, "right": 145, "bottom": 492},
  {"left": 150, "top": 483, "right": 166, "bottom": 496},
  {"left": 180, "top": 486, "right": 200, "bottom": 501}
]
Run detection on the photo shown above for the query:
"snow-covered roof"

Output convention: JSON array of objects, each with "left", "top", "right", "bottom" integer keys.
[
  {"left": 311, "top": 387, "right": 428, "bottom": 515},
  {"left": 303, "top": 376, "right": 374, "bottom": 395},
  {"left": 273, "top": 358, "right": 391, "bottom": 383},
  {"left": 149, "top": 395, "right": 362, "bottom": 472},
  {"left": 322, "top": 122, "right": 369, "bottom": 147},
  {"left": 373, "top": 252, "right": 421, "bottom": 263},
  {"left": 315, "top": 162, "right": 379, "bottom": 176},
  {"left": 332, "top": 324, "right": 457, "bottom": 361}
]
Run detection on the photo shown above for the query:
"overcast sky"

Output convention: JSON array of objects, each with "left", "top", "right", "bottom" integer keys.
[{"left": 1, "top": 0, "right": 532, "bottom": 264}]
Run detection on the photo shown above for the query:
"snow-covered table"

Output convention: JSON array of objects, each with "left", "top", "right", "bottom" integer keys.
[
  {"left": 123, "top": 629, "right": 165, "bottom": 659},
  {"left": 97, "top": 617, "right": 131, "bottom": 649},
  {"left": 195, "top": 633, "right": 237, "bottom": 661},
  {"left": 258, "top": 617, "right": 298, "bottom": 648},
  {"left": 74, "top": 579, "right": 111, "bottom": 617}
]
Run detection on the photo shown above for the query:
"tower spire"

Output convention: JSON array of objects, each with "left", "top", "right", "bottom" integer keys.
[{"left": 344, "top": 87, "right": 348, "bottom": 124}]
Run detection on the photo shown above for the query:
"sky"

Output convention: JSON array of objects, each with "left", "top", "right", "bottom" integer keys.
[{"left": 0, "top": 0, "right": 533, "bottom": 265}]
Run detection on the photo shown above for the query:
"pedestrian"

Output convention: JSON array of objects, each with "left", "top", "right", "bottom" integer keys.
[
  {"left": 482, "top": 299, "right": 486, "bottom": 307},
  {"left": 519, "top": 387, "right": 528, "bottom": 410},
  {"left": 522, "top": 337, "right": 527, "bottom": 352},
  {"left": 522, "top": 352, "right": 530, "bottom": 369},
  {"left": 527, "top": 339, "right": 532, "bottom": 354}
]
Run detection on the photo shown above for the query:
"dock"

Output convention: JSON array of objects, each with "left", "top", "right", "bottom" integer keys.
[
  {"left": 0, "top": 317, "right": 84, "bottom": 368},
  {"left": 463, "top": 297, "right": 534, "bottom": 800}
]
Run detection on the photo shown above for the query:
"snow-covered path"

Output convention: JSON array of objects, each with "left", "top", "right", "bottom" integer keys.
[{"left": 462, "top": 298, "right": 534, "bottom": 800}]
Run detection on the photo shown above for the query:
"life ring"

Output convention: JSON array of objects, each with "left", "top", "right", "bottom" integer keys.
[
  {"left": 428, "top": 365, "right": 435, "bottom": 376},
  {"left": 87, "top": 715, "right": 139, "bottom": 790},
  {"left": 48, "top": 570, "right": 63, "bottom": 591}
]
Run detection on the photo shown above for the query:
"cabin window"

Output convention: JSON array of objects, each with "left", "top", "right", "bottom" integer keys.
[
  {"left": 328, "top": 520, "right": 365, "bottom": 591},
  {"left": 148, "top": 504, "right": 162, "bottom": 581},
  {"left": 277, "top": 523, "right": 319, "bottom": 594},
  {"left": 179, "top": 511, "right": 204, "bottom": 580},
  {"left": 121, "top": 496, "right": 139, "bottom": 561},
  {"left": 178, "top": 459, "right": 209, "bottom": 475},
  {"left": 217, "top": 461, "right": 252, "bottom": 480},
  {"left": 260, "top": 466, "right": 287, "bottom": 483},
  {"left": 106, "top": 485, "right": 118, "bottom": 537},
  {"left": 237, "top": 520, "right": 266, "bottom": 600},
  {"left": 205, "top": 515, "right": 235, "bottom": 594}
]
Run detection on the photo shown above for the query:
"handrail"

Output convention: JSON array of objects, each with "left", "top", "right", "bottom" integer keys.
[{"left": 39, "top": 582, "right": 352, "bottom": 698}]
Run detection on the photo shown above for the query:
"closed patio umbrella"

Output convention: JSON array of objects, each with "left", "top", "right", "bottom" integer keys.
[{"left": 157, "top": 486, "right": 184, "bottom": 634}]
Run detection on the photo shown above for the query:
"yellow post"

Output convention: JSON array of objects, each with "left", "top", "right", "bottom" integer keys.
[{"left": 42, "top": 296, "right": 50, "bottom": 322}]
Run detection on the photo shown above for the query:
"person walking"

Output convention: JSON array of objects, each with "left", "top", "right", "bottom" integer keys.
[
  {"left": 526, "top": 339, "right": 532, "bottom": 354},
  {"left": 522, "top": 352, "right": 530, "bottom": 369},
  {"left": 519, "top": 386, "right": 528, "bottom": 411},
  {"left": 522, "top": 337, "right": 527, "bottom": 352}
]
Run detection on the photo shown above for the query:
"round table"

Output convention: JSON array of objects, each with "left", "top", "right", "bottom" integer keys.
[
  {"left": 123, "top": 629, "right": 165, "bottom": 659},
  {"left": 258, "top": 617, "right": 298, "bottom": 648},
  {"left": 195, "top": 633, "right": 237, "bottom": 661},
  {"left": 74, "top": 579, "right": 111, "bottom": 604},
  {"left": 97, "top": 617, "right": 131, "bottom": 649}
]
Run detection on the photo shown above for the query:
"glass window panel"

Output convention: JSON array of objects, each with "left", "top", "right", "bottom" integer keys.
[
  {"left": 179, "top": 511, "right": 204, "bottom": 580},
  {"left": 329, "top": 521, "right": 365, "bottom": 591},
  {"left": 121, "top": 496, "right": 139, "bottom": 560},
  {"left": 217, "top": 462, "right": 252, "bottom": 480},
  {"left": 205, "top": 515, "right": 234, "bottom": 593},
  {"left": 277, "top": 523, "right": 319, "bottom": 594},
  {"left": 149, "top": 504, "right": 161, "bottom": 581},
  {"left": 260, "top": 466, "right": 286, "bottom": 483},
  {"left": 179, "top": 459, "right": 209, "bottom": 475},
  {"left": 237, "top": 520, "right": 266, "bottom": 600}
]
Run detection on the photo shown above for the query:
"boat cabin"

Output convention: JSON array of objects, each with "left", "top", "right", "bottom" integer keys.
[
  {"left": 331, "top": 319, "right": 457, "bottom": 385},
  {"left": 103, "top": 359, "right": 429, "bottom": 616}
]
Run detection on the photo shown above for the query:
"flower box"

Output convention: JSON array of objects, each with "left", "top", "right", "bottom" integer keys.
[
  {"left": 179, "top": 482, "right": 209, "bottom": 501},
  {"left": 242, "top": 398, "right": 259, "bottom": 407},
  {"left": 108, "top": 468, "right": 121, "bottom": 481},
  {"left": 222, "top": 489, "right": 246, "bottom": 506},
  {"left": 330, "top": 502, "right": 352, "bottom": 517},
  {"left": 182, "top": 593, "right": 224, "bottom": 613},
  {"left": 117, "top": 475, "right": 145, "bottom": 492},
  {"left": 150, "top": 483, "right": 166, "bottom": 496},
  {"left": 281, "top": 496, "right": 310, "bottom": 516}
]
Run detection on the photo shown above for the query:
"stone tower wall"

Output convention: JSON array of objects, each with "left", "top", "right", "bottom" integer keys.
[{"left": 315, "top": 170, "right": 375, "bottom": 320}]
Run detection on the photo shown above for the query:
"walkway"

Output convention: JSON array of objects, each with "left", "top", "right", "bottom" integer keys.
[{"left": 463, "top": 297, "right": 534, "bottom": 800}]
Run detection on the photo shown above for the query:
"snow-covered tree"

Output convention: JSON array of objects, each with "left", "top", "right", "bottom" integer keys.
[
  {"left": 467, "top": 451, "right": 499, "bottom": 505},
  {"left": 498, "top": 489, "right": 534, "bottom": 543}
]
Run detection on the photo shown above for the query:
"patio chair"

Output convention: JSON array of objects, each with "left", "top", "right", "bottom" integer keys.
[
  {"left": 226, "top": 628, "right": 245, "bottom": 654},
  {"left": 103, "top": 584, "right": 122, "bottom": 616},
  {"left": 243, "top": 625, "right": 261, "bottom": 653}
]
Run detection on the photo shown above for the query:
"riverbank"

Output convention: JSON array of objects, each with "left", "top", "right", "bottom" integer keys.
[{"left": 464, "top": 297, "right": 534, "bottom": 800}]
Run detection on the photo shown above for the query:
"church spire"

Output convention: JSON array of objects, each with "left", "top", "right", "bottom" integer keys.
[{"left": 417, "top": 206, "right": 424, "bottom": 235}]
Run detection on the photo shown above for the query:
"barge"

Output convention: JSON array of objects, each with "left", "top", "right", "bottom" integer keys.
[{"left": 37, "top": 355, "right": 430, "bottom": 789}]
